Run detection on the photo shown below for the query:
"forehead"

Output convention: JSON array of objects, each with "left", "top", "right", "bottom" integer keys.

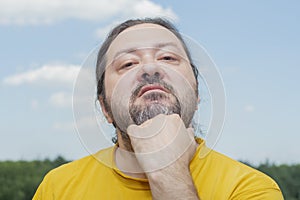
[{"left": 106, "top": 23, "right": 187, "bottom": 62}]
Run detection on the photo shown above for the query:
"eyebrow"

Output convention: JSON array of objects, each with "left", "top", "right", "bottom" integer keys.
[{"left": 113, "top": 42, "right": 182, "bottom": 60}]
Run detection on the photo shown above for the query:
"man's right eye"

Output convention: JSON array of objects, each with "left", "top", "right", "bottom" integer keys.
[{"left": 120, "top": 61, "right": 137, "bottom": 69}]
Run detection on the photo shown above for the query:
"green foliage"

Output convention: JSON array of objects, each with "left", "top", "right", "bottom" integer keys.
[
  {"left": 0, "top": 156, "right": 69, "bottom": 200},
  {"left": 0, "top": 157, "right": 299, "bottom": 200}
]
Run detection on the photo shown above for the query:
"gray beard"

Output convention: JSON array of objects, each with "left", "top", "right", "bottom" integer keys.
[
  {"left": 129, "top": 92, "right": 181, "bottom": 125},
  {"left": 117, "top": 92, "right": 181, "bottom": 152}
]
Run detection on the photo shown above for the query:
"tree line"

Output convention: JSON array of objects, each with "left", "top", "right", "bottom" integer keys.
[
  {"left": 0, "top": 156, "right": 299, "bottom": 200},
  {"left": 0, "top": 156, "right": 68, "bottom": 200}
]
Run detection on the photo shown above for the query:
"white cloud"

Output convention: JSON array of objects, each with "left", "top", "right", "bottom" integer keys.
[
  {"left": 132, "top": 0, "right": 176, "bottom": 19},
  {"left": 244, "top": 105, "right": 255, "bottom": 112},
  {"left": 49, "top": 92, "right": 72, "bottom": 108},
  {"left": 2, "top": 64, "right": 80, "bottom": 86},
  {"left": 0, "top": 0, "right": 177, "bottom": 26},
  {"left": 95, "top": 0, "right": 178, "bottom": 39},
  {"left": 95, "top": 22, "right": 122, "bottom": 39}
]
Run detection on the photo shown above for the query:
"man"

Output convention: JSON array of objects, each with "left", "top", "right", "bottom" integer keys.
[{"left": 33, "top": 18, "right": 283, "bottom": 199}]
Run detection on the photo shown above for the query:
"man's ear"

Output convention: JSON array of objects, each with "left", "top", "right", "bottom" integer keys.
[{"left": 98, "top": 96, "right": 114, "bottom": 124}]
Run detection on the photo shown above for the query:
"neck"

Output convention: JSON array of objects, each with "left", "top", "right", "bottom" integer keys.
[
  {"left": 117, "top": 129, "right": 134, "bottom": 152},
  {"left": 115, "top": 129, "right": 147, "bottom": 179}
]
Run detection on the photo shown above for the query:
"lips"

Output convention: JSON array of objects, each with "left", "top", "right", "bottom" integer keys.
[{"left": 138, "top": 84, "right": 169, "bottom": 97}]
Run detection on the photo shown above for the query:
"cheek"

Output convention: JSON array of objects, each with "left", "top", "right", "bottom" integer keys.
[
  {"left": 106, "top": 71, "right": 138, "bottom": 131},
  {"left": 104, "top": 70, "right": 137, "bottom": 101},
  {"left": 181, "top": 67, "right": 197, "bottom": 89},
  {"left": 104, "top": 75, "right": 117, "bottom": 100},
  {"left": 168, "top": 67, "right": 197, "bottom": 92}
]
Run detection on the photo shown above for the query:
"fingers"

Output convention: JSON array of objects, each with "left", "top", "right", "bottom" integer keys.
[
  {"left": 127, "top": 114, "right": 177, "bottom": 139},
  {"left": 120, "top": 114, "right": 199, "bottom": 173}
]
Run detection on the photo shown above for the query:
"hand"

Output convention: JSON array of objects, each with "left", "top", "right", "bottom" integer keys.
[
  {"left": 127, "top": 114, "right": 197, "bottom": 172},
  {"left": 127, "top": 114, "right": 200, "bottom": 199}
]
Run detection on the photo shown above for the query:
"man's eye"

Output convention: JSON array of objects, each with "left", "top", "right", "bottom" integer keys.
[
  {"left": 121, "top": 61, "right": 136, "bottom": 69},
  {"left": 160, "top": 56, "right": 178, "bottom": 61}
]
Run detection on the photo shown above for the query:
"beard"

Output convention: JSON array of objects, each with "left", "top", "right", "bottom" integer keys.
[
  {"left": 129, "top": 74, "right": 182, "bottom": 125},
  {"left": 129, "top": 88, "right": 181, "bottom": 125},
  {"left": 130, "top": 93, "right": 181, "bottom": 126}
]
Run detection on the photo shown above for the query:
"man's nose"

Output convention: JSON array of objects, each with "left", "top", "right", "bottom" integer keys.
[{"left": 136, "top": 63, "right": 165, "bottom": 82}]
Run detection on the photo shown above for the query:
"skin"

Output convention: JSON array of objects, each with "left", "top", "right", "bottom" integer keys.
[{"left": 99, "top": 23, "right": 200, "bottom": 199}]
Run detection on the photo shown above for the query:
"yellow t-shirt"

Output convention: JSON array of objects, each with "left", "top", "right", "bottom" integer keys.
[{"left": 33, "top": 139, "right": 283, "bottom": 199}]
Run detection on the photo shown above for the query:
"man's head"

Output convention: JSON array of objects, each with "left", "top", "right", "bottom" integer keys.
[{"left": 96, "top": 18, "right": 199, "bottom": 145}]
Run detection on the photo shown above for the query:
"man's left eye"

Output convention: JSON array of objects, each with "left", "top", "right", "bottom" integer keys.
[{"left": 160, "top": 56, "right": 177, "bottom": 61}]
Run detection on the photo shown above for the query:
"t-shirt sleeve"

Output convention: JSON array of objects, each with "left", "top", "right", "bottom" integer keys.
[
  {"left": 232, "top": 188, "right": 283, "bottom": 199},
  {"left": 32, "top": 171, "right": 55, "bottom": 200},
  {"left": 229, "top": 171, "right": 284, "bottom": 200}
]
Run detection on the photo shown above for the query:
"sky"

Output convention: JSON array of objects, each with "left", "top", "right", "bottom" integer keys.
[{"left": 0, "top": 0, "right": 299, "bottom": 165}]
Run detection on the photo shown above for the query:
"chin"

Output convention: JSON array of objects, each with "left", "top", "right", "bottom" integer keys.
[{"left": 130, "top": 101, "right": 181, "bottom": 125}]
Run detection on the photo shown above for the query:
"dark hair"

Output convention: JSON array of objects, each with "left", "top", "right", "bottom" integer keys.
[{"left": 95, "top": 18, "right": 199, "bottom": 143}]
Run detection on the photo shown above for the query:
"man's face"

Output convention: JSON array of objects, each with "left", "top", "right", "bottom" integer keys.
[{"left": 101, "top": 23, "right": 198, "bottom": 132}]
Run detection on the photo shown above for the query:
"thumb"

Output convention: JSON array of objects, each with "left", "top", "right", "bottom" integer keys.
[{"left": 127, "top": 124, "right": 139, "bottom": 138}]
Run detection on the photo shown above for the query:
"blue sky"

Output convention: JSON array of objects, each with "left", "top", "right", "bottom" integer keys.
[{"left": 1, "top": 0, "right": 299, "bottom": 165}]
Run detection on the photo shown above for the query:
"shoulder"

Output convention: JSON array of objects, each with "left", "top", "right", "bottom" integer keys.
[
  {"left": 33, "top": 146, "right": 115, "bottom": 199},
  {"left": 191, "top": 139, "right": 283, "bottom": 199},
  {"left": 49, "top": 146, "right": 114, "bottom": 180},
  {"left": 193, "top": 139, "right": 279, "bottom": 185},
  {"left": 210, "top": 150, "right": 279, "bottom": 186}
]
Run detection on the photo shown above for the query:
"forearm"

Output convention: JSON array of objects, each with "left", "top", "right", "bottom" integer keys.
[{"left": 147, "top": 165, "right": 200, "bottom": 200}]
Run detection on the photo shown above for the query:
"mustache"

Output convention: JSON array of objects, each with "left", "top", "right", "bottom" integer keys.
[{"left": 131, "top": 75, "right": 176, "bottom": 99}]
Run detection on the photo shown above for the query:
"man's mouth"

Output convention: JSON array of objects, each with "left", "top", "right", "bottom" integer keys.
[{"left": 138, "top": 84, "right": 169, "bottom": 97}]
